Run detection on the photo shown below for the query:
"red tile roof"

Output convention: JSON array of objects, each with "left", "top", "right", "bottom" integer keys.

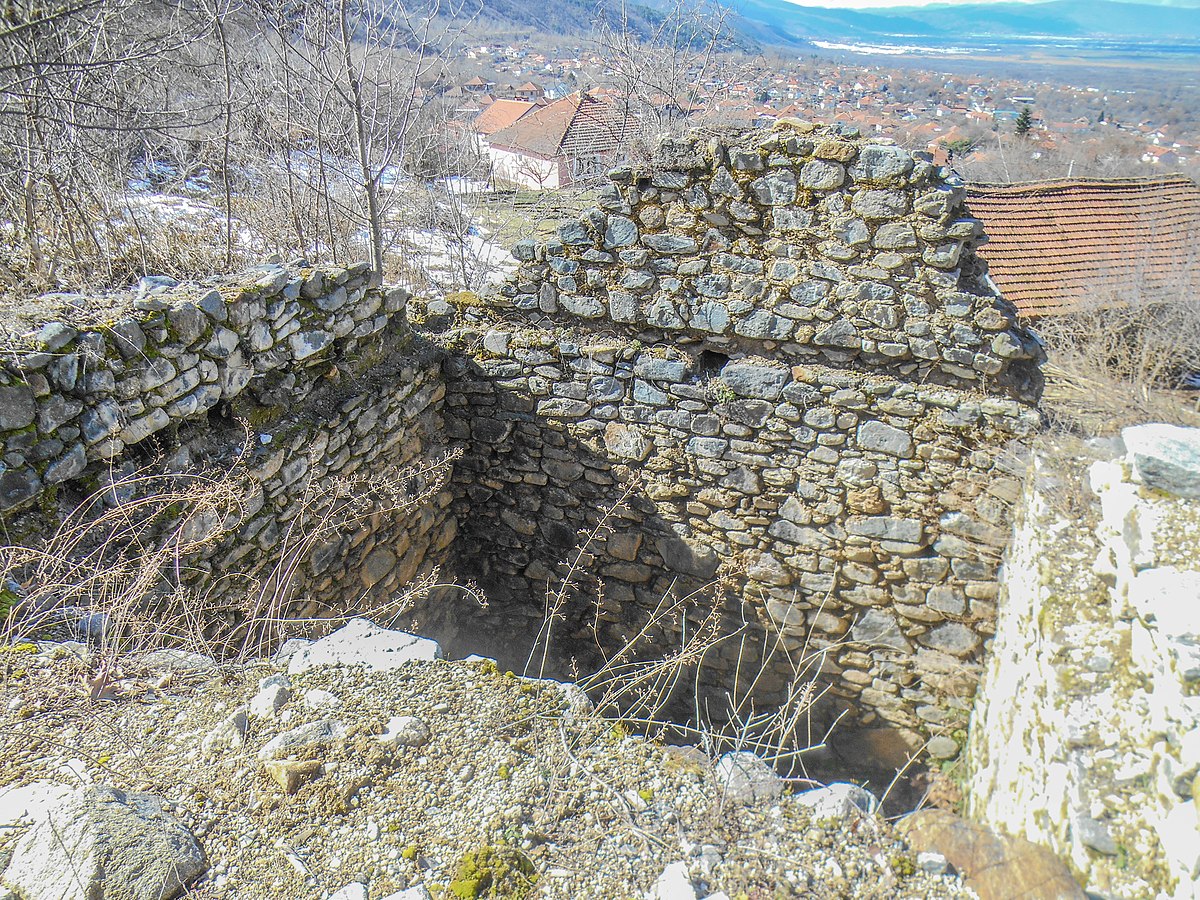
[
  {"left": 473, "top": 99, "right": 536, "bottom": 136},
  {"left": 966, "top": 176, "right": 1200, "bottom": 316},
  {"left": 488, "top": 92, "right": 626, "bottom": 160}
]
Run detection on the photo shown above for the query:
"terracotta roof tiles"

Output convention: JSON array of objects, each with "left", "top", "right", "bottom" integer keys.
[
  {"left": 473, "top": 99, "right": 536, "bottom": 136},
  {"left": 488, "top": 92, "right": 626, "bottom": 160},
  {"left": 966, "top": 176, "right": 1200, "bottom": 316}
]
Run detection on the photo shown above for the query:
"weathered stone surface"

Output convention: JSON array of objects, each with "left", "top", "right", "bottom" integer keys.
[
  {"left": 604, "top": 422, "right": 652, "bottom": 461},
  {"left": 288, "top": 619, "right": 442, "bottom": 674},
  {"left": 897, "top": 810, "right": 1084, "bottom": 900},
  {"left": 857, "top": 420, "right": 914, "bottom": 457},
  {"left": 713, "top": 751, "right": 783, "bottom": 804},
  {"left": 3, "top": 786, "right": 206, "bottom": 900},
  {"left": 258, "top": 719, "right": 345, "bottom": 761},
  {"left": 800, "top": 158, "right": 845, "bottom": 190},
  {"left": 719, "top": 361, "right": 788, "bottom": 400},
  {"left": 793, "top": 783, "right": 879, "bottom": 819},
  {"left": 1123, "top": 423, "right": 1200, "bottom": 498},
  {"left": 852, "top": 190, "right": 909, "bottom": 220},
  {"left": 604, "top": 215, "right": 639, "bottom": 249},
  {"left": 849, "top": 144, "right": 914, "bottom": 186},
  {"left": 847, "top": 516, "right": 924, "bottom": 544},
  {"left": 851, "top": 609, "right": 911, "bottom": 651},
  {"left": 749, "top": 170, "right": 797, "bottom": 206},
  {"left": 0, "top": 385, "right": 36, "bottom": 430}
]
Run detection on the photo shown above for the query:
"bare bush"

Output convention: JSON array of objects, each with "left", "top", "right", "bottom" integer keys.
[
  {"left": 1035, "top": 286, "right": 1200, "bottom": 434},
  {"left": 0, "top": 438, "right": 459, "bottom": 688}
]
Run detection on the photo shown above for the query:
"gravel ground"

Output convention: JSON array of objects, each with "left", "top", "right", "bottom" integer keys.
[{"left": 0, "top": 641, "right": 976, "bottom": 899}]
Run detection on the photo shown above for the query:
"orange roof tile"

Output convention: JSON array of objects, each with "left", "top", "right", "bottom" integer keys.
[
  {"left": 473, "top": 99, "right": 536, "bottom": 136},
  {"left": 488, "top": 92, "right": 626, "bottom": 159},
  {"left": 966, "top": 176, "right": 1200, "bottom": 316}
]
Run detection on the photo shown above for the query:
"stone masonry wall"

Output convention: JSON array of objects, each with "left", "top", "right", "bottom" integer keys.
[
  {"left": 967, "top": 430, "right": 1200, "bottom": 900},
  {"left": 424, "top": 122, "right": 1045, "bottom": 769},
  {"left": 0, "top": 263, "right": 455, "bottom": 632}
]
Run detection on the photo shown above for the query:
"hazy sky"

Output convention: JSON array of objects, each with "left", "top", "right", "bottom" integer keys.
[{"left": 776, "top": 0, "right": 1200, "bottom": 7}]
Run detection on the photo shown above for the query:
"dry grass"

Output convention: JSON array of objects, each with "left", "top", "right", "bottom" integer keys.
[
  {"left": 523, "top": 484, "right": 837, "bottom": 790},
  {"left": 0, "top": 432, "right": 460, "bottom": 696},
  {"left": 1034, "top": 295, "right": 1200, "bottom": 436}
]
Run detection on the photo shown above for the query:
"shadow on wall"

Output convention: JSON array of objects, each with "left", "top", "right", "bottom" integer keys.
[{"left": 410, "top": 336, "right": 1014, "bottom": 788}]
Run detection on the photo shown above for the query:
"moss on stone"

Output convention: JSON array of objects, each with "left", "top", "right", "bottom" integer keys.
[{"left": 447, "top": 845, "right": 537, "bottom": 899}]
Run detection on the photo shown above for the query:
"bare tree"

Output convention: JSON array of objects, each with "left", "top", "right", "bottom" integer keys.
[{"left": 593, "top": 0, "right": 739, "bottom": 159}]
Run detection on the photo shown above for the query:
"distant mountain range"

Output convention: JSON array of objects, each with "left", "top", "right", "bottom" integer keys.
[
  {"left": 728, "top": 0, "right": 1200, "bottom": 45},
  {"left": 445, "top": 0, "right": 1200, "bottom": 50}
]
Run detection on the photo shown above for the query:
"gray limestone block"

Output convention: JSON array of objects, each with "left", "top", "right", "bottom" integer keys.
[
  {"left": 729, "top": 149, "right": 765, "bottom": 172},
  {"left": 849, "top": 144, "right": 914, "bottom": 187},
  {"left": 851, "top": 190, "right": 910, "bottom": 220},
  {"left": 642, "top": 233, "right": 698, "bottom": 254},
  {"left": 857, "top": 420, "right": 914, "bottom": 457},
  {"left": 719, "top": 361, "right": 789, "bottom": 401},
  {"left": 713, "top": 751, "right": 783, "bottom": 804},
  {"left": 749, "top": 170, "right": 797, "bottom": 206},
  {"left": 0, "top": 469, "right": 41, "bottom": 511},
  {"left": 846, "top": 516, "right": 924, "bottom": 544},
  {"left": 852, "top": 609, "right": 911, "bottom": 651},
  {"left": 43, "top": 443, "right": 87, "bottom": 485},
  {"left": 919, "top": 622, "right": 980, "bottom": 657},
  {"left": 2, "top": 786, "right": 206, "bottom": 900},
  {"left": 1121, "top": 423, "right": 1200, "bottom": 498},
  {"left": 0, "top": 384, "right": 36, "bottom": 431},
  {"left": 557, "top": 221, "right": 592, "bottom": 247},
  {"left": 799, "top": 159, "right": 845, "bottom": 190},
  {"left": 710, "top": 167, "right": 742, "bottom": 199},
  {"left": 634, "top": 355, "right": 688, "bottom": 383},
  {"left": 604, "top": 215, "right": 639, "bottom": 249}
]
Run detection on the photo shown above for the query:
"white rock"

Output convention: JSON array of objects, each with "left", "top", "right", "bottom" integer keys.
[
  {"left": 201, "top": 707, "right": 249, "bottom": 756},
  {"left": 1123, "top": 424, "right": 1200, "bottom": 498},
  {"left": 713, "top": 751, "right": 783, "bottom": 804},
  {"left": 793, "top": 782, "right": 879, "bottom": 819},
  {"left": 258, "top": 720, "right": 345, "bottom": 761},
  {"left": 303, "top": 689, "right": 342, "bottom": 709},
  {"left": 646, "top": 861, "right": 697, "bottom": 900},
  {"left": 1156, "top": 800, "right": 1200, "bottom": 883},
  {"left": 379, "top": 888, "right": 433, "bottom": 900},
  {"left": 0, "top": 781, "right": 72, "bottom": 828},
  {"left": 378, "top": 715, "right": 431, "bottom": 748},
  {"left": 2, "top": 786, "right": 205, "bottom": 900},
  {"left": 329, "top": 884, "right": 368, "bottom": 900},
  {"left": 272, "top": 638, "right": 313, "bottom": 665},
  {"left": 249, "top": 683, "right": 291, "bottom": 718},
  {"left": 138, "top": 649, "right": 217, "bottom": 673},
  {"left": 1129, "top": 567, "right": 1200, "bottom": 638},
  {"left": 287, "top": 618, "right": 442, "bottom": 675},
  {"left": 917, "top": 851, "right": 949, "bottom": 875}
]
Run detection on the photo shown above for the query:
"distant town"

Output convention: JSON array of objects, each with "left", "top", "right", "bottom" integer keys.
[{"left": 444, "top": 40, "right": 1197, "bottom": 190}]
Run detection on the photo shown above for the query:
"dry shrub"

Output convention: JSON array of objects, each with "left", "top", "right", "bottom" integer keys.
[
  {"left": 525, "top": 485, "right": 834, "bottom": 783},
  {"left": 1035, "top": 291, "right": 1200, "bottom": 435},
  {"left": 0, "top": 436, "right": 460, "bottom": 691}
]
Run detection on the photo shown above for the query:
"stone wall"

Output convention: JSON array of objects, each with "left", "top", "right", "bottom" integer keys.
[
  {"left": 967, "top": 429, "right": 1200, "bottom": 900},
  {"left": 422, "top": 122, "right": 1045, "bottom": 768},
  {"left": 0, "top": 121, "right": 1052, "bottom": 772},
  {"left": 0, "top": 263, "right": 455, "bottom": 632}
]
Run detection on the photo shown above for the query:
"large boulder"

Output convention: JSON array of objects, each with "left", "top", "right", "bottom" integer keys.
[
  {"left": 287, "top": 617, "right": 442, "bottom": 674},
  {"left": 897, "top": 809, "right": 1084, "bottom": 900},
  {"left": 2, "top": 786, "right": 205, "bottom": 900}
]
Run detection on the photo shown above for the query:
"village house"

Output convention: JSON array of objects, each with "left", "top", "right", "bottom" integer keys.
[{"left": 484, "top": 91, "right": 628, "bottom": 190}]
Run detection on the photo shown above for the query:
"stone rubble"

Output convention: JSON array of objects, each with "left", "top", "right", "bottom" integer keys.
[{"left": 0, "top": 619, "right": 980, "bottom": 899}]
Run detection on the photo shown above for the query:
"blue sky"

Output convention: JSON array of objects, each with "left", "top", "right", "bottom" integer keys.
[{"left": 776, "top": 0, "right": 1199, "bottom": 7}]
